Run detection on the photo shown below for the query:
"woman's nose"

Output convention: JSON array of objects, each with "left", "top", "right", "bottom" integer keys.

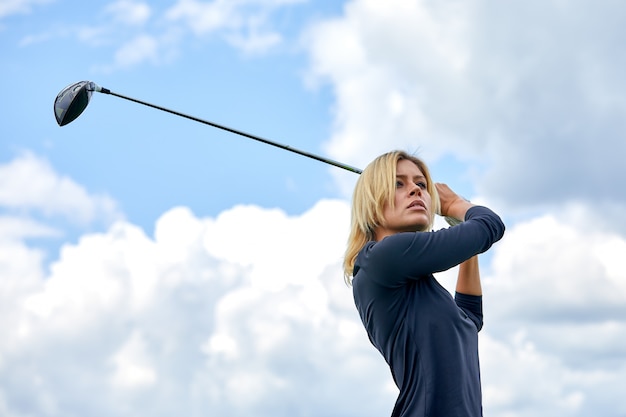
[{"left": 409, "top": 184, "right": 422, "bottom": 196}]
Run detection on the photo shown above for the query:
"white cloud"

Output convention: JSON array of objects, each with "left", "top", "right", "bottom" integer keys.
[
  {"left": 166, "top": 0, "right": 305, "bottom": 34},
  {"left": 113, "top": 34, "right": 160, "bottom": 68},
  {"left": 304, "top": 0, "right": 476, "bottom": 161},
  {"left": 166, "top": 0, "right": 234, "bottom": 34},
  {"left": 303, "top": 0, "right": 626, "bottom": 211},
  {"left": 201, "top": 200, "right": 349, "bottom": 289},
  {"left": 0, "top": 0, "right": 52, "bottom": 19},
  {"left": 476, "top": 212, "right": 626, "bottom": 416},
  {"left": 2, "top": 190, "right": 626, "bottom": 416},
  {"left": 486, "top": 214, "right": 626, "bottom": 322},
  {"left": 0, "top": 152, "right": 122, "bottom": 225},
  {"left": 0, "top": 216, "right": 59, "bottom": 241},
  {"left": 110, "top": 330, "right": 158, "bottom": 389},
  {"left": 480, "top": 332, "right": 590, "bottom": 417},
  {"left": 225, "top": 20, "right": 282, "bottom": 55},
  {"left": 165, "top": 0, "right": 305, "bottom": 54},
  {"left": 0, "top": 198, "right": 399, "bottom": 417},
  {"left": 104, "top": 0, "right": 151, "bottom": 26}
]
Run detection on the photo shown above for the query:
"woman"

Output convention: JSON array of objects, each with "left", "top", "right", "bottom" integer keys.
[{"left": 344, "top": 150, "right": 505, "bottom": 417}]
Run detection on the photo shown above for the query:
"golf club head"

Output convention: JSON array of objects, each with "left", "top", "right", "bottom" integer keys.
[{"left": 54, "top": 81, "right": 97, "bottom": 126}]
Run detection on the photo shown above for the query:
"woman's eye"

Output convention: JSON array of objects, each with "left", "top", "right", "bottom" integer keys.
[
  {"left": 417, "top": 182, "right": 427, "bottom": 189},
  {"left": 396, "top": 180, "right": 404, "bottom": 188}
]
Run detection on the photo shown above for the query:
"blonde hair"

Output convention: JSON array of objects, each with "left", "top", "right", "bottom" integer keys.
[{"left": 343, "top": 151, "right": 439, "bottom": 285}]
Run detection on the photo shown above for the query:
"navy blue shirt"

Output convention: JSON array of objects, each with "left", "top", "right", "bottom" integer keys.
[{"left": 352, "top": 206, "right": 505, "bottom": 417}]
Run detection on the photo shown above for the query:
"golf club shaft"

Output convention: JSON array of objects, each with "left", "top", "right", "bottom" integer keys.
[{"left": 98, "top": 87, "right": 363, "bottom": 175}]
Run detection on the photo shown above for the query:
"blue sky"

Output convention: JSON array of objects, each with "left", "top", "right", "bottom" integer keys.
[
  {"left": 2, "top": 1, "right": 626, "bottom": 416},
  {"left": 2, "top": 0, "right": 348, "bottom": 237}
]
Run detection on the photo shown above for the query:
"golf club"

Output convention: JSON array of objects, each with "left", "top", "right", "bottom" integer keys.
[
  {"left": 54, "top": 81, "right": 363, "bottom": 174},
  {"left": 54, "top": 80, "right": 461, "bottom": 226}
]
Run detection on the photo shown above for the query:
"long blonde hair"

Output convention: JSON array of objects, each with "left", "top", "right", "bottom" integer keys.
[{"left": 343, "top": 151, "right": 439, "bottom": 285}]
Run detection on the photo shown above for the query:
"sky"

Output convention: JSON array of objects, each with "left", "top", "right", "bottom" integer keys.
[{"left": 1, "top": 0, "right": 626, "bottom": 416}]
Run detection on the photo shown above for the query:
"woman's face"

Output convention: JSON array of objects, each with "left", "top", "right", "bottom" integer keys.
[{"left": 375, "top": 159, "right": 432, "bottom": 241}]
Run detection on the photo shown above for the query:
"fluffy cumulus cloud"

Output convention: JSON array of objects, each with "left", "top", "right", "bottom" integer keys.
[
  {"left": 0, "top": 153, "right": 396, "bottom": 416},
  {"left": 2, "top": 149, "right": 626, "bottom": 416},
  {"left": 0, "top": 152, "right": 121, "bottom": 234},
  {"left": 0, "top": 193, "right": 400, "bottom": 417},
  {"left": 304, "top": 0, "right": 626, "bottom": 212},
  {"left": 479, "top": 213, "right": 626, "bottom": 416},
  {"left": 3, "top": 183, "right": 626, "bottom": 416}
]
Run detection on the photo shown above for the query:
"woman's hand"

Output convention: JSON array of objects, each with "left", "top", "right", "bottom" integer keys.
[{"left": 436, "top": 183, "right": 474, "bottom": 221}]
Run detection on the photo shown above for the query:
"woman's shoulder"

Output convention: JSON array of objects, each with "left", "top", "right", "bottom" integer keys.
[
  {"left": 356, "top": 232, "right": 424, "bottom": 269},
  {"left": 359, "top": 233, "right": 416, "bottom": 256}
]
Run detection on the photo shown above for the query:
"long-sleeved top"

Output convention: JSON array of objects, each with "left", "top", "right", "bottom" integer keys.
[{"left": 352, "top": 206, "right": 505, "bottom": 417}]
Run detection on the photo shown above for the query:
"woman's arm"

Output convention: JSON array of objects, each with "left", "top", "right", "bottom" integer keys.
[
  {"left": 366, "top": 208, "right": 503, "bottom": 285},
  {"left": 456, "top": 255, "right": 481, "bottom": 296},
  {"left": 439, "top": 182, "right": 484, "bottom": 295},
  {"left": 363, "top": 182, "right": 504, "bottom": 286}
]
